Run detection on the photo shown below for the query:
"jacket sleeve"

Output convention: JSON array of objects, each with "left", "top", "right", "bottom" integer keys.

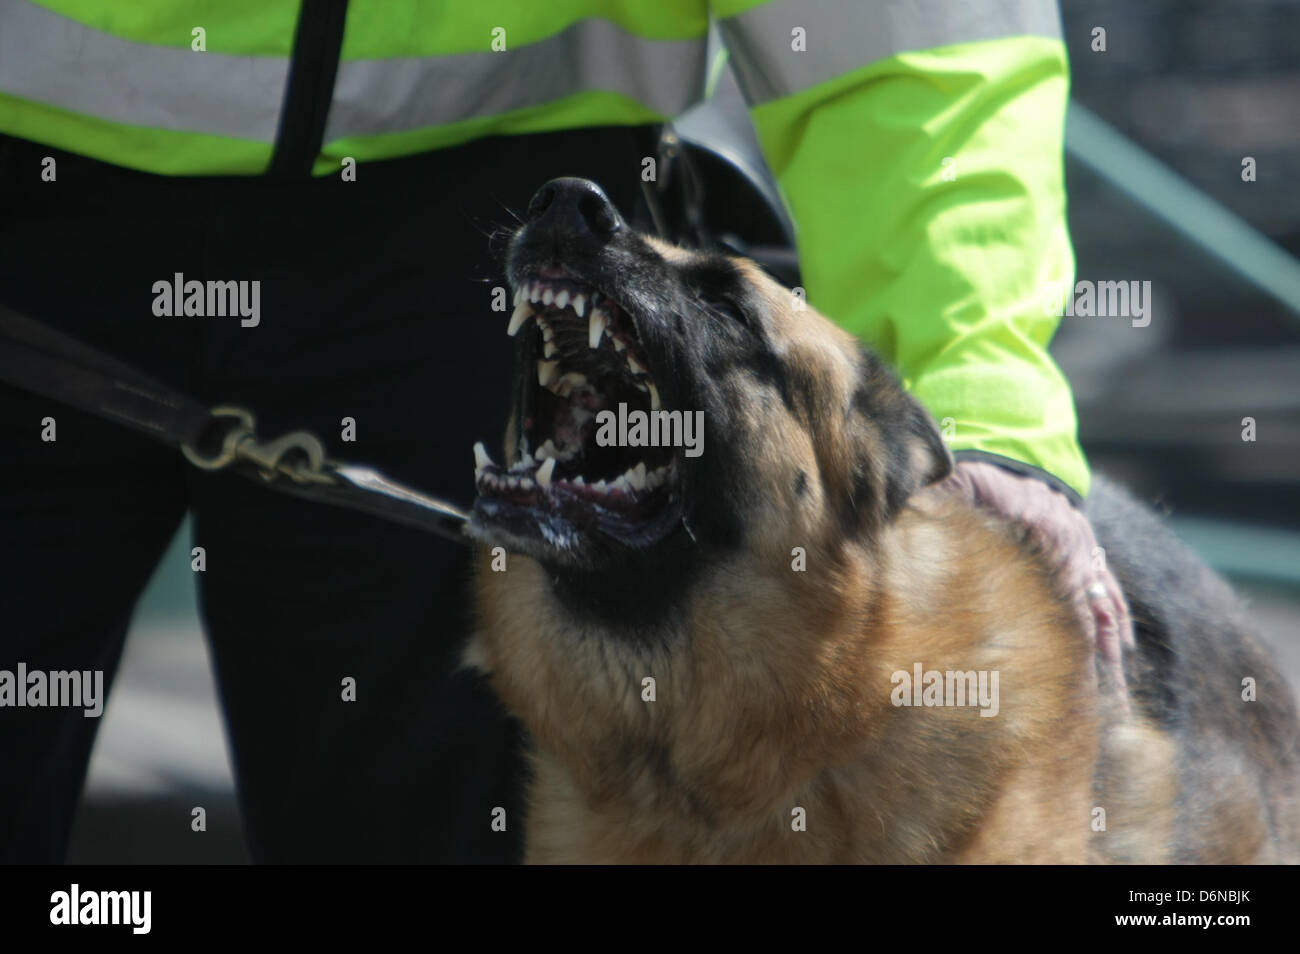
[{"left": 715, "top": 0, "right": 1090, "bottom": 498}]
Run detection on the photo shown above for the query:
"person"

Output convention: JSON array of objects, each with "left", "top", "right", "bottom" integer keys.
[{"left": 0, "top": 0, "right": 1129, "bottom": 863}]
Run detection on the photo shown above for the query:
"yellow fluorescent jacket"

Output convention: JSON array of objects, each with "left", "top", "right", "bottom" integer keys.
[{"left": 0, "top": 0, "right": 1089, "bottom": 496}]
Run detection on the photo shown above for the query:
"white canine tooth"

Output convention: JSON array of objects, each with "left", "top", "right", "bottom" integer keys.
[
  {"left": 612, "top": 336, "right": 627, "bottom": 353},
  {"left": 572, "top": 294, "right": 586, "bottom": 318},
  {"left": 538, "top": 360, "right": 559, "bottom": 386},
  {"left": 588, "top": 309, "right": 607, "bottom": 349},
  {"left": 543, "top": 341, "right": 557, "bottom": 358},
  {"left": 542, "top": 287, "right": 555, "bottom": 306},
  {"left": 556, "top": 372, "right": 587, "bottom": 398},
  {"left": 555, "top": 290, "right": 570, "bottom": 310},
  {"left": 537, "top": 440, "right": 557, "bottom": 460},
  {"left": 473, "top": 442, "right": 492, "bottom": 472},
  {"left": 507, "top": 301, "right": 533, "bottom": 336},
  {"left": 536, "top": 457, "right": 557, "bottom": 488},
  {"left": 648, "top": 382, "right": 661, "bottom": 412},
  {"left": 628, "top": 462, "right": 647, "bottom": 491},
  {"left": 627, "top": 354, "right": 646, "bottom": 375}
]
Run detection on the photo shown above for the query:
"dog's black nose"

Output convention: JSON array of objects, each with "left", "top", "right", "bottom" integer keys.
[{"left": 527, "top": 178, "right": 622, "bottom": 239}]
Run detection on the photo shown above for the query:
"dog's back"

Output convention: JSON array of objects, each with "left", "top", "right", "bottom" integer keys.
[{"left": 1087, "top": 476, "right": 1300, "bottom": 862}]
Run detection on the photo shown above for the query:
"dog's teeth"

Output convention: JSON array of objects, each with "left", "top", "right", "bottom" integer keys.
[
  {"left": 612, "top": 336, "right": 627, "bottom": 353},
  {"left": 507, "top": 301, "right": 533, "bottom": 336},
  {"left": 538, "top": 438, "right": 578, "bottom": 462},
  {"left": 473, "top": 442, "right": 493, "bottom": 473},
  {"left": 573, "top": 475, "right": 585, "bottom": 485},
  {"left": 536, "top": 457, "right": 557, "bottom": 488},
  {"left": 543, "top": 341, "right": 557, "bottom": 358},
  {"left": 627, "top": 354, "right": 646, "bottom": 376},
  {"left": 538, "top": 361, "right": 559, "bottom": 387},
  {"left": 555, "top": 372, "right": 587, "bottom": 398},
  {"left": 513, "top": 286, "right": 525, "bottom": 307},
  {"left": 539, "top": 320, "right": 555, "bottom": 341},
  {"left": 628, "top": 461, "right": 647, "bottom": 491},
  {"left": 506, "top": 476, "right": 519, "bottom": 489},
  {"left": 647, "top": 382, "right": 661, "bottom": 412},
  {"left": 519, "top": 477, "right": 533, "bottom": 490},
  {"left": 612, "top": 474, "right": 630, "bottom": 492},
  {"left": 520, "top": 452, "right": 535, "bottom": 468},
  {"left": 542, "top": 287, "right": 554, "bottom": 306},
  {"left": 593, "top": 479, "right": 608, "bottom": 492},
  {"left": 572, "top": 294, "right": 586, "bottom": 318},
  {"left": 555, "top": 290, "right": 570, "bottom": 310},
  {"left": 588, "top": 309, "right": 607, "bottom": 349},
  {"left": 529, "top": 282, "right": 542, "bottom": 303}
]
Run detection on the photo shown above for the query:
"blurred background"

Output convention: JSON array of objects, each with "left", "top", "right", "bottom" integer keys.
[{"left": 69, "top": 0, "right": 1300, "bottom": 862}]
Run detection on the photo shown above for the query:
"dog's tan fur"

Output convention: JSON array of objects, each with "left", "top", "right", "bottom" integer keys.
[{"left": 467, "top": 244, "right": 1297, "bottom": 863}]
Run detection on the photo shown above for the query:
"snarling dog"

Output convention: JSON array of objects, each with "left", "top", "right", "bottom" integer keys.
[{"left": 464, "top": 178, "right": 1300, "bottom": 863}]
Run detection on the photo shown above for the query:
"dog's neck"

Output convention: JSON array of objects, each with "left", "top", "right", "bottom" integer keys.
[{"left": 471, "top": 504, "right": 1094, "bottom": 862}]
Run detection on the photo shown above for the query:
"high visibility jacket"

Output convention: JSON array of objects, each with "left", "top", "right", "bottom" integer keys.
[{"left": 0, "top": 0, "right": 1089, "bottom": 497}]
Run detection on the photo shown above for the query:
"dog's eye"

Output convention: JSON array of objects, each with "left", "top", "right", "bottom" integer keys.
[{"left": 706, "top": 298, "right": 749, "bottom": 328}]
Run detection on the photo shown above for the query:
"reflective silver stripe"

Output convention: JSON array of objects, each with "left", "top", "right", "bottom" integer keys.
[
  {"left": 719, "top": 0, "right": 1063, "bottom": 106},
  {"left": 325, "top": 19, "right": 708, "bottom": 141},
  {"left": 0, "top": 0, "right": 287, "bottom": 141}
]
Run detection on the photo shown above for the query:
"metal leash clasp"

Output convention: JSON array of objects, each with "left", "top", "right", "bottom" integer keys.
[{"left": 181, "top": 405, "right": 335, "bottom": 485}]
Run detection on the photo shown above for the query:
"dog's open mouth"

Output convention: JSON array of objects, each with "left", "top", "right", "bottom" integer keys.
[{"left": 470, "top": 272, "right": 683, "bottom": 556}]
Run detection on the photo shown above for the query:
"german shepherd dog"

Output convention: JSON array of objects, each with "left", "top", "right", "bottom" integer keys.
[{"left": 465, "top": 178, "right": 1300, "bottom": 863}]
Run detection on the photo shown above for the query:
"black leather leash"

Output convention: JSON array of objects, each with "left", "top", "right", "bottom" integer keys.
[{"left": 0, "top": 303, "right": 471, "bottom": 545}]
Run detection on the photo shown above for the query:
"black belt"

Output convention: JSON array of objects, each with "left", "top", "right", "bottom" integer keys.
[{"left": 0, "top": 303, "right": 471, "bottom": 545}]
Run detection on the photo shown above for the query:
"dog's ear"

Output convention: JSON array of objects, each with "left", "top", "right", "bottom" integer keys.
[{"left": 848, "top": 349, "right": 953, "bottom": 526}]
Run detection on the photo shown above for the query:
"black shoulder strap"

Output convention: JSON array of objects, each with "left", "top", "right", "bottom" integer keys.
[{"left": 267, "top": 0, "right": 350, "bottom": 179}]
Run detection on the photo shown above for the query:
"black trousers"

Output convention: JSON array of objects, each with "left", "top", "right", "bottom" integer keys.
[{"left": 0, "top": 128, "right": 653, "bottom": 863}]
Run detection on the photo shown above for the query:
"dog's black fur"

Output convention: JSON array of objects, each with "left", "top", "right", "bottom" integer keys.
[{"left": 1087, "top": 479, "right": 1300, "bottom": 858}]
